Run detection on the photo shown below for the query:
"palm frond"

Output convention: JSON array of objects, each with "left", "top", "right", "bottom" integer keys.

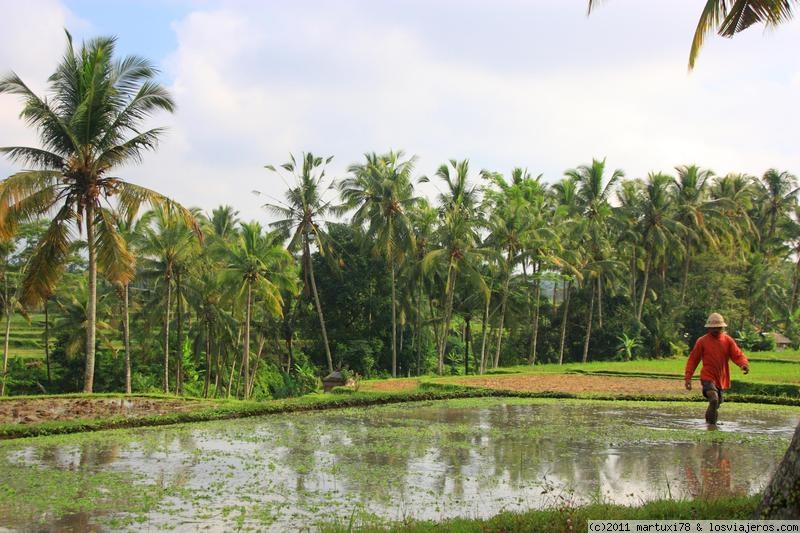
[
  {"left": 0, "top": 146, "right": 65, "bottom": 169},
  {"left": 115, "top": 181, "right": 202, "bottom": 241},
  {"left": 20, "top": 204, "right": 76, "bottom": 308},
  {"left": 720, "top": 0, "right": 795, "bottom": 36},
  {"left": 0, "top": 171, "right": 62, "bottom": 239},
  {"left": 95, "top": 207, "right": 135, "bottom": 285}
]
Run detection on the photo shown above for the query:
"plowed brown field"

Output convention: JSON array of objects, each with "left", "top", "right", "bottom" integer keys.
[{"left": 366, "top": 374, "right": 694, "bottom": 396}]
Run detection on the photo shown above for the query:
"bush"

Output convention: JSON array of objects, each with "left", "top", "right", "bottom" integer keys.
[{"left": 734, "top": 329, "right": 776, "bottom": 352}]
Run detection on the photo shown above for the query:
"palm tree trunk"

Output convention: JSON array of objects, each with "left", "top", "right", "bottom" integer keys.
[
  {"left": 464, "top": 316, "right": 471, "bottom": 375},
  {"left": 597, "top": 275, "right": 603, "bottom": 329},
  {"left": 791, "top": 255, "right": 800, "bottom": 315},
  {"left": 493, "top": 267, "right": 511, "bottom": 369},
  {"left": 438, "top": 262, "right": 457, "bottom": 375},
  {"left": 755, "top": 422, "right": 800, "bottom": 518},
  {"left": 637, "top": 253, "right": 651, "bottom": 322},
  {"left": 582, "top": 282, "right": 595, "bottom": 363},
  {"left": 528, "top": 279, "right": 541, "bottom": 365},
  {"left": 558, "top": 281, "right": 572, "bottom": 365},
  {"left": 1, "top": 307, "right": 10, "bottom": 396},
  {"left": 123, "top": 283, "right": 131, "bottom": 394},
  {"left": 175, "top": 271, "right": 183, "bottom": 396},
  {"left": 214, "top": 342, "right": 222, "bottom": 396},
  {"left": 243, "top": 281, "right": 252, "bottom": 399},
  {"left": 248, "top": 337, "right": 265, "bottom": 399},
  {"left": 479, "top": 291, "right": 490, "bottom": 374},
  {"left": 84, "top": 205, "right": 98, "bottom": 394},
  {"left": 680, "top": 252, "right": 691, "bottom": 305},
  {"left": 391, "top": 264, "right": 398, "bottom": 378},
  {"left": 0, "top": 281, "right": 9, "bottom": 396},
  {"left": 552, "top": 283, "right": 558, "bottom": 320},
  {"left": 415, "top": 283, "right": 424, "bottom": 376},
  {"left": 305, "top": 242, "right": 333, "bottom": 373},
  {"left": 44, "top": 298, "right": 51, "bottom": 385},
  {"left": 631, "top": 250, "right": 637, "bottom": 307},
  {"left": 163, "top": 276, "right": 172, "bottom": 394},
  {"left": 203, "top": 323, "right": 211, "bottom": 398}
]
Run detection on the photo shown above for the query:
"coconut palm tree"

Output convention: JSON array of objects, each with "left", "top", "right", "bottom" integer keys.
[
  {"left": 263, "top": 153, "right": 337, "bottom": 374},
  {"left": 223, "top": 222, "right": 295, "bottom": 399},
  {"left": 0, "top": 31, "right": 197, "bottom": 393},
  {"left": 566, "top": 158, "right": 623, "bottom": 350},
  {"left": 137, "top": 206, "right": 199, "bottom": 393},
  {"left": 672, "top": 165, "right": 718, "bottom": 304},
  {"left": 635, "top": 173, "right": 688, "bottom": 322},
  {"left": 340, "top": 151, "right": 418, "bottom": 377},
  {"left": 422, "top": 159, "right": 486, "bottom": 374},
  {"left": 756, "top": 169, "right": 798, "bottom": 253}
]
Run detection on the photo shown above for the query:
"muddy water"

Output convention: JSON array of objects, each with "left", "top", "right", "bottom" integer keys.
[{"left": 1, "top": 398, "right": 797, "bottom": 531}]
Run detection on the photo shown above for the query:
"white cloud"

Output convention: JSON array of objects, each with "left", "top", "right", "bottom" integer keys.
[{"left": 2, "top": 0, "right": 799, "bottom": 224}]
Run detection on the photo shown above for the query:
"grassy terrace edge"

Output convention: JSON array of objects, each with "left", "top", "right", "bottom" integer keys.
[
  {"left": 2, "top": 383, "right": 799, "bottom": 440},
  {"left": 322, "top": 495, "right": 760, "bottom": 532}
]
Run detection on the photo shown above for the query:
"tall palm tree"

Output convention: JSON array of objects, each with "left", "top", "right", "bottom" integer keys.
[
  {"left": 138, "top": 206, "right": 199, "bottom": 393},
  {"left": 566, "top": 158, "right": 623, "bottom": 351},
  {"left": 223, "top": 222, "right": 295, "bottom": 399},
  {"left": 757, "top": 169, "right": 798, "bottom": 252},
  {"left": 263, "top": 153, "right": 337, "bottom": 374},
  {"left": 114, "top": 210, "right": 153, "bottom": 394},
  {"left": 635, "top": 173, "right": 687, "bottom": 322},
  {"left": 422, "top": 159, "right": 486, "bottom": 374},
  {"left": 588, "top": 0, "right": 798, "bottom": 69},
  {"left": 672, "top": 165, "right": 718, "bottom": 304},
  {"left": 405, "top": 199, "right": 439, "bottom": 375},
  {"left": 340, "top": 151, "right": 418, "bottom": 377},
  {"left": 0, "top": 31, "right": 197, "bottom": 393}
]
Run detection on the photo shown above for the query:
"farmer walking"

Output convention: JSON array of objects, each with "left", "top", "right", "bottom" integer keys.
[{"left": 684, "top": 313, "right": 750, "bottom": 424}]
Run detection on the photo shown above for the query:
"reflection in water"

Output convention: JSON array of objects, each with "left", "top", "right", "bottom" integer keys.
[
  {"left": 683, "top": 443, "right": 747, "bottom": 499},
  {"left": 0, "top": 399, "right": 797, "bottom": 531}
]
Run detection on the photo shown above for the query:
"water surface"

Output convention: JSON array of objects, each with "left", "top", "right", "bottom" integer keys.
[{"left": 1, "top": 398, "right": 796, "bottom": 531}]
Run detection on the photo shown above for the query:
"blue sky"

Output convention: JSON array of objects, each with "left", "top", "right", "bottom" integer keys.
[{"left": 1, "top": 1, "right": 799, "bottom": 222}]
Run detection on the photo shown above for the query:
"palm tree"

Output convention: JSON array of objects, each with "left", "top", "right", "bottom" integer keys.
[
  {"left": 672, "top": 165, "right": 718, "bottom": 304},
  {"left": 0, "top": 31, "right": 197, "bottom": 393},
  {"left": 588, "top": 0, "right": 798, "bottom": 69},
  {"left": 422, "top": 159, "right": 485, "bottom": 374},
  {"left": 263, "top": 153, "right": 337, "bottom": 374},
  {"left": 635, "top": 173, "right": 687, "bottom": 322},
  {"left": 757, "top": 169, "right": 798, "bottom": 252},
  {"left": 481, "top": 168, "right": 543, "bottom": 368},
  {"left": 340, "top": 151, "right": 417, "bottom": 377},
  {"left": 405, "top": 199, "right": 439, "bottom": 375},
  {"left": 223, "top": 222, "right": 295, "bottom": 399},
  {"left": 114, "top": 210, "right": 153, "bottom": 394},
  {"left": 566, "top": 158, "right": 623, "bottom": 355},
  {"left": 138, "top": 206, "right": 199, "bottom": 393}
]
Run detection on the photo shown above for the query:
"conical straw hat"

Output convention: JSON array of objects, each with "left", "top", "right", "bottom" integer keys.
[{"left": 704, "top": 312, "right": 727, "bottom": 328}]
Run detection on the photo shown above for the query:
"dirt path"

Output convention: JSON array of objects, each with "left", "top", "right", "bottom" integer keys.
[
  {"left": 0, "top": 397, "right": 210, "bottom": 425},
  {"left": 366, "top": 374, "right": 694, "bottom": 396}
]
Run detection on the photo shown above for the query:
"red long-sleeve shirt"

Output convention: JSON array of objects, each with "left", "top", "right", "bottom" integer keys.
[{"left": 684, "top": 332, "right": 749, "bottom": 390}]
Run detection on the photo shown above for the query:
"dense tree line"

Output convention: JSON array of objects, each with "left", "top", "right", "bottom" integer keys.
[{"left": 0, "top": 32, "right": 798, "bottom": 398}]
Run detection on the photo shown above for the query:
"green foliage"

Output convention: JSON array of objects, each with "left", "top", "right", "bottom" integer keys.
[
  {"left": 335, "top": 339, "right": 381, "bottom": 378},
  {"left": 293, "top": 362, "right": 321, "bottom": 394},
  {"left": 735, "top": 329, "right": 777, "bottom": 351}
]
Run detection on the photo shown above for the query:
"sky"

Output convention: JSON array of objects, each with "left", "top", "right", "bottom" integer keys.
[{"left": 1, "top": 0, "right": 799, "bottom": 223}]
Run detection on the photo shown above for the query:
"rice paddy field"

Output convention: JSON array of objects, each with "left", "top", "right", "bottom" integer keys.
[
  {"left": 1, "top": 397, "right": 797, "bottom": 531},
  {"left": 1, "top": 350, "right": 798, "bottom": 531}
]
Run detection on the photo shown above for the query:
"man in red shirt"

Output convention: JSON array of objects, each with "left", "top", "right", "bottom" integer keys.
[{"left": 684, "top": 312, "right": 750, "bottom": 424}]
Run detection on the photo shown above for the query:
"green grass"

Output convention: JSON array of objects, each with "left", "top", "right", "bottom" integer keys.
[
  {"left": 322, "top": 496, "right": 760, "bottom": 532},
  {"left": 487, "top": 352, "right": 800, "bottom": 385}
]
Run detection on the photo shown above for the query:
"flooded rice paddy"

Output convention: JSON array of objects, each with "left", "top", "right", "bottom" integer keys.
[{"left": 1, "top": 397, "right": 797, "bottom": 531}]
